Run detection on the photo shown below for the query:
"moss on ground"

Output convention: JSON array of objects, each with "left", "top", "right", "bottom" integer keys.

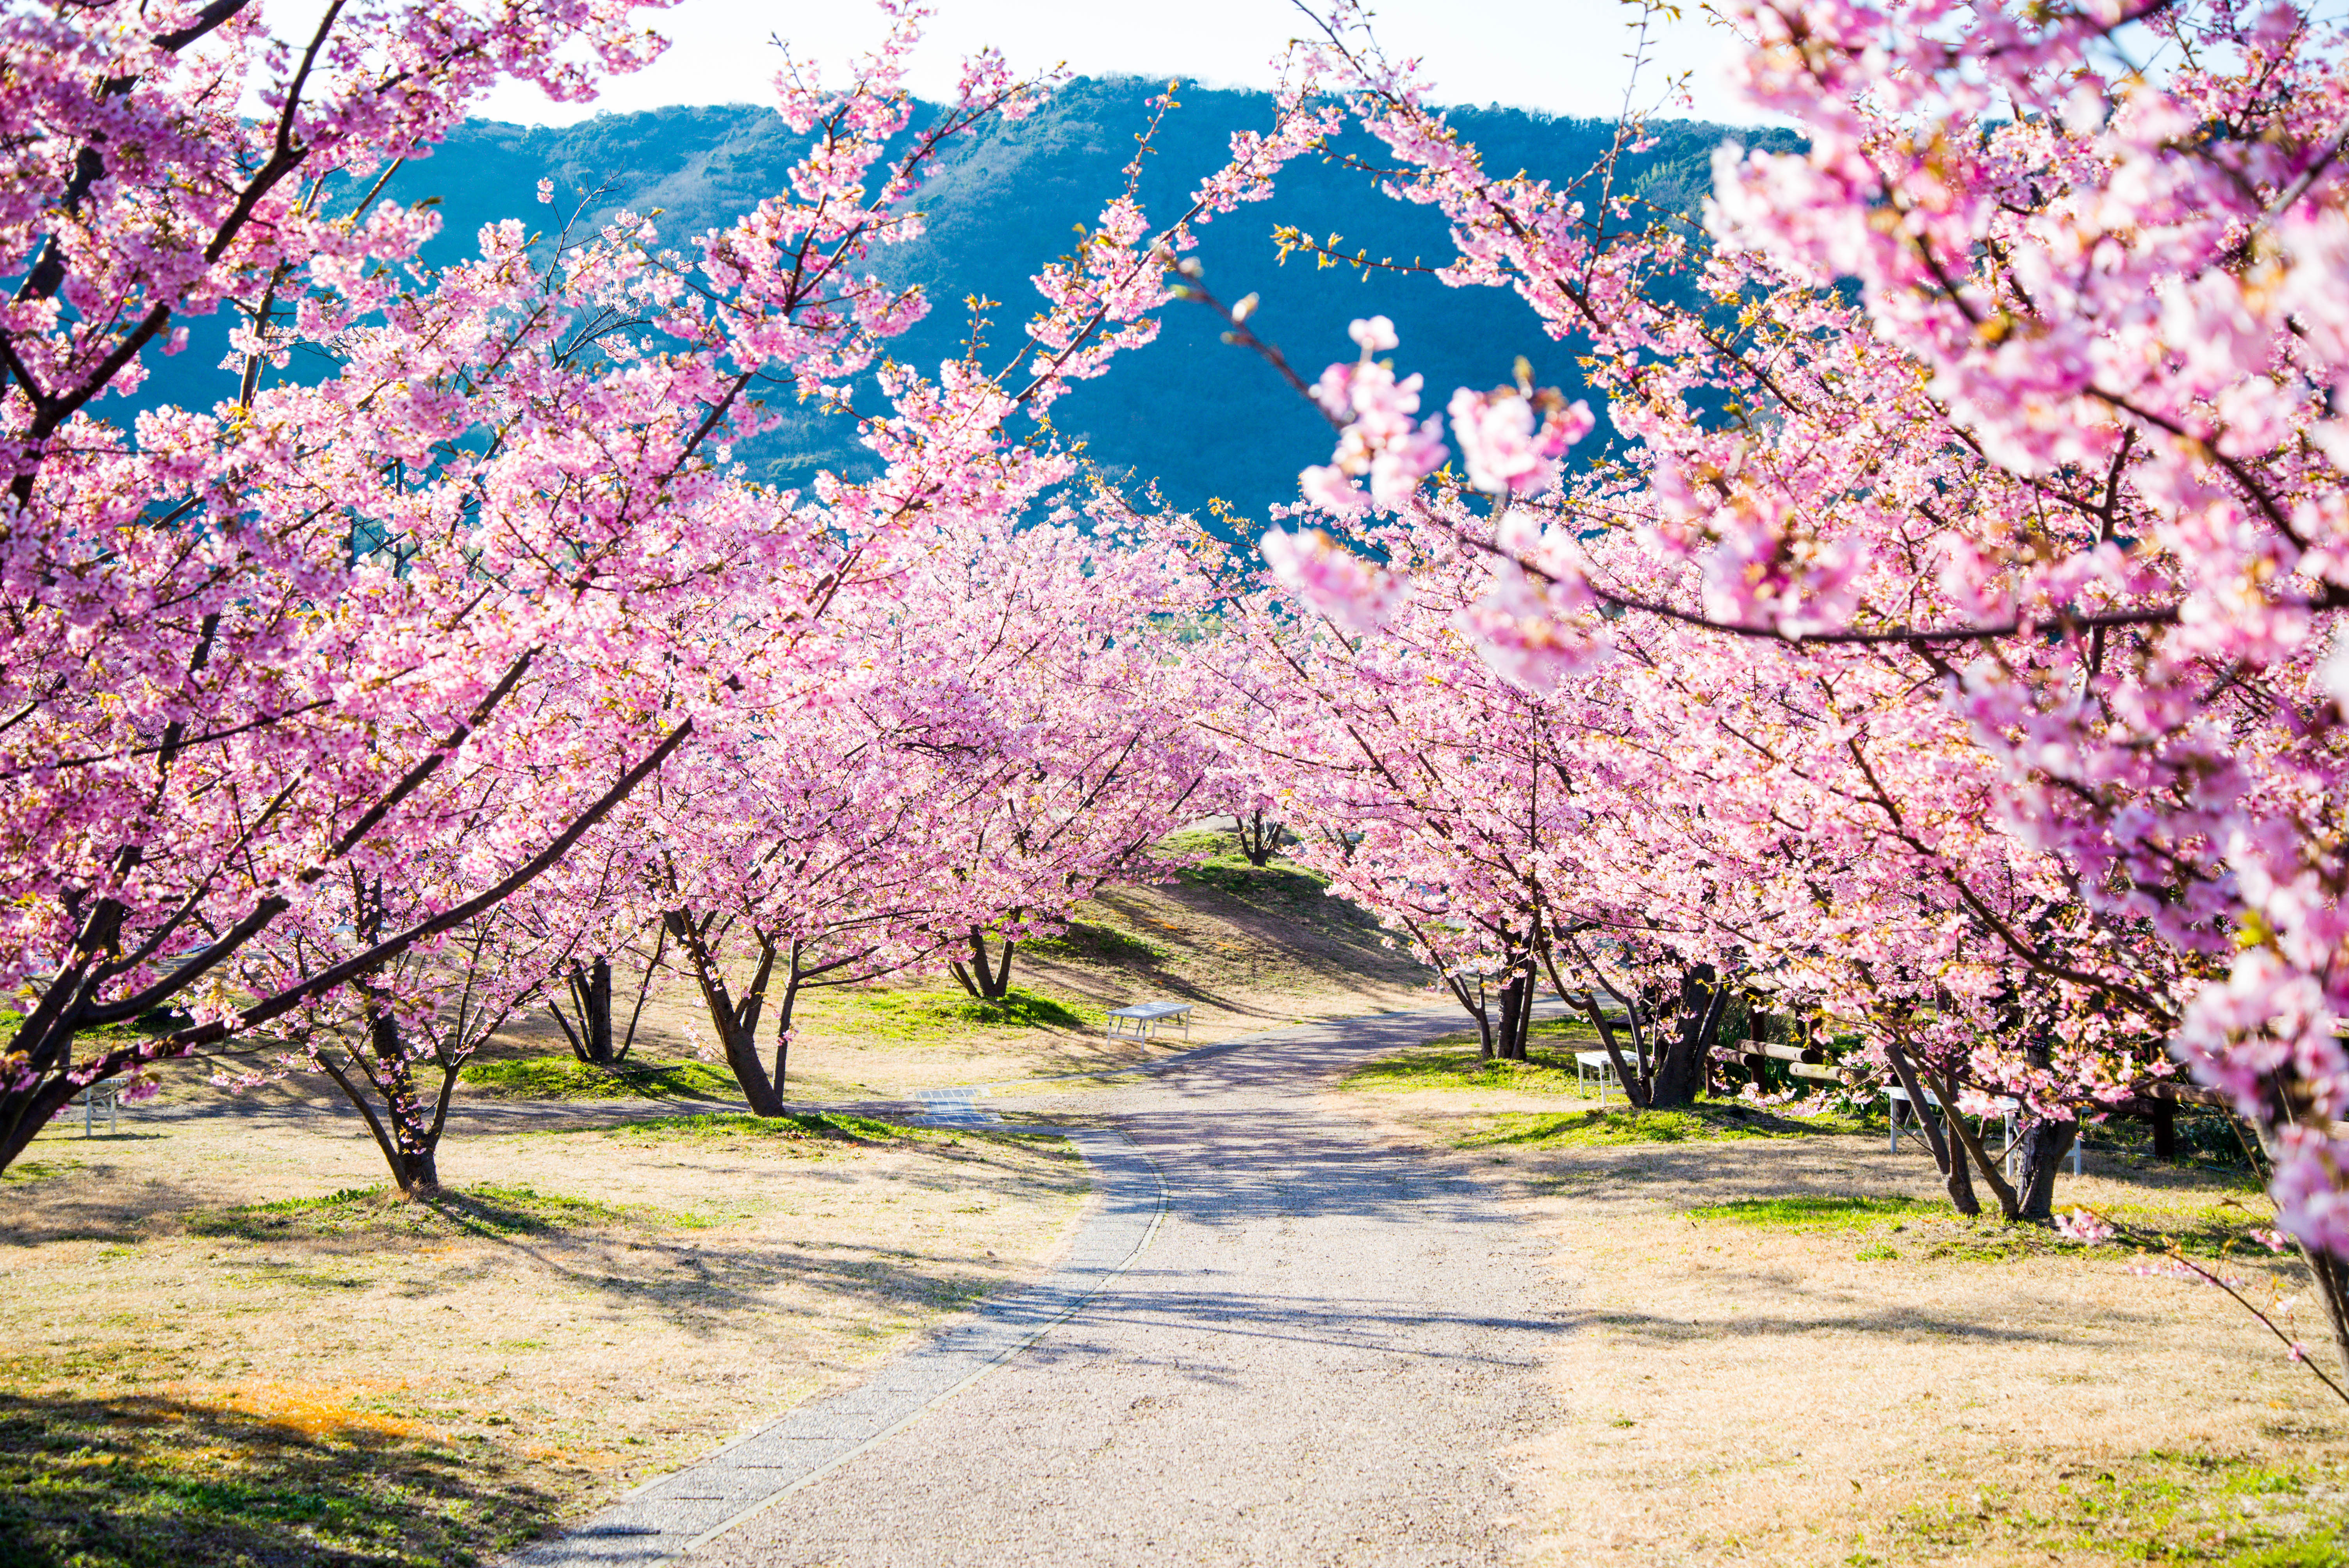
[{"left": 459, "top": 1055, "right": 739, "bottom": 1102}]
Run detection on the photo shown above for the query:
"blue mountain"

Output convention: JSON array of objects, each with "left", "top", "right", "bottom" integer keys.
[{"left": 145, "top": 81, "right": 1784, "bottom": 529}]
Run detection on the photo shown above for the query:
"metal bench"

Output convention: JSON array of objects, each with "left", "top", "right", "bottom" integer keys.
[
  {"left": 1105, "top": 1001, "right": 1193, "bottom": 1044},
  {"left": 1886, "top": 1084, "right": 2081, "bottom": 1178}
]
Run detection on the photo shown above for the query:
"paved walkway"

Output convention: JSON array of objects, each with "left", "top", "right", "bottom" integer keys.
[{"left": 519, "top": 1006, "right": 1572, "bottom": 1567}]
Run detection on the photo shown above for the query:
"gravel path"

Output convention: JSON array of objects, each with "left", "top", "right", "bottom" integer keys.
[{"left": 524, "top": 1004, "right": 1574, "bottom": 1567}]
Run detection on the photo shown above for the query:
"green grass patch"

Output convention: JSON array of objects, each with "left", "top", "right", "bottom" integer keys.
[
  {"left": 2074, "top": 1203, "right": 2278, "bottom": 1262},
  {"left": 1175, "top": 859, "right": 1332, "bottom": 902},
  {"left": 596, "top": 1110, "right": 886, "bottom": 1146},
  {"left": 1885, "top": 1451, "right": 2349, "bottom": 1564},
  {"left": 1456, "top": 1101, "right": 1866, "bottom": 1149},
  {"left": 185, "top": 1182, "right": 650, "bottom": 1242},
  {"left": 1, "top": 1156, "right": 85, "bottom": 1186},
  {"left": 0, "top": 1390, "right": 561, "bottom": 1568},
  {"left": 1340, "top": 1030, "right": 1603, "bottom": 1096},
  {"left": 567, "top": 1112, "right": 1081, "bottom": 1162},
  {"left": 1158, "top": 830, "right": 1335, "bottom": 900},
  {"left": 1675, "top": 1196, "right": 2288, "bottom": 1265},
  {"left": 832, "top": 985, "right": 1092, "bottom": 1039},
  {"left": 460, "top": 1054, "right": 739, "bottom": 1101},
  {"left": 1685, "top": 1194, "right": 1934, "bottom": 1231},
  {"left": 1021, "top": 921, "right": 1167, "bottom": 967}
]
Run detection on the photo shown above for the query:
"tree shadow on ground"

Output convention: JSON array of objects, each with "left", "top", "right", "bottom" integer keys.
[{"left": 0, "top": 1389, "right": 562, "bottom": 1567}]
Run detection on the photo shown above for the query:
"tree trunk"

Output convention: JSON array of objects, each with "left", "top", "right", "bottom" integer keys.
[
  {"left": 1648, "top": 964, "right": 1731, "bottom": 1108},
  {"left": 615, "top": 921, "right": 666, "bottom": 1064},
  {"left": 2243, "top": 1115, "right": 2349, "bottom": 1383},
  {"left": 1931, "top": 1067, "right": 2024, "bottom": 1220},
  {"left": 1496, "top": 972, "right": 1528, "bottom": 1062},
  {"left": 2008, "top": 1116, "right": 2076, "bottom": 1221},
  {"left": 550, "top": 956, "right": 615, "bottom": 1064},
  {"left": 666, "top": 911, "right": 787, "bottom": 1117},
  {"left": 948, "top": 921, "right": 1018, "bottom": 1001},
  {"left": 0, "top": 1073, "right": 84, "bottom": 1175},
  {"left": 1543, "top": 940, "right": 1652, "bottom": 1108},
  {"left": 1442, "top": 971, "right": 1497, "bottom": 1060},
  {"left": 2298, "top": 1243, "right": 2349, "bottom": 1389},
  {"left": 1235, "top": 810, "right": 1281, "bottom": 866},
  {"left": 1882, "top": 1042, "right": 1982, "bottom": 1217},
  {"left": 310, "top": 1006, "right": 452, "bottom": 1195}
]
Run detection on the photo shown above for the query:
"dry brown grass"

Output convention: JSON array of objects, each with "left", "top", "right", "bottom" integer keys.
[
  {"left": 1340, "top": 1082, "right": 2349, "bottom": 1567},
  {"left": 1, "top": 1109, "right": 1086, "bottom": 1561}
]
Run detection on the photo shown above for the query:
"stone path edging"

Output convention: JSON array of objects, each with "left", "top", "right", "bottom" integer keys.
[{"left": 507, "top": 1127, "right": 1167, "bottom": 1567}]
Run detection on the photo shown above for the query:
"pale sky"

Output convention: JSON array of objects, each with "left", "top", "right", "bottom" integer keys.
[{"left": 472, "top": 0, "right": 1757, "bottom": 125}]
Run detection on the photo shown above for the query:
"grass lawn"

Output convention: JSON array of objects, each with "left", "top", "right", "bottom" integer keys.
[
  {"left": 0, "top": 1110, "right": 1086, "bottom": 1566},
  {"left": 459, "top": 1054, "right": 742, "bottom": 1101}
]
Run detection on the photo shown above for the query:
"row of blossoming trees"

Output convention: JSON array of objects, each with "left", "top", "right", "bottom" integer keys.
[
  {"left": 7, "top": 0, "right": 2349, "bottom": 1375},
  {"left": 1197, "top": 0, "right": 2349, "bottom": 1373},
  {"left": 0, "top": 0, "right": 1325, "bottom": 1187}
]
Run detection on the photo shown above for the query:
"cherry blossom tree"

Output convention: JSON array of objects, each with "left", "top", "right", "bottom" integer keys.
[
  {"left": 1183, "top": 0, "right": 2349, "bottom": 1368},
  {"left": 1223, "top": 0, "right": 2340, "bottom": 1224},
  {"left": 0, "top": 0, "right": 1209, "bottom": 1174}
]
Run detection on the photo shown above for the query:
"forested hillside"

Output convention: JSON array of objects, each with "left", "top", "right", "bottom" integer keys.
[{"left": 147, "top": 81, "right": 1782, "bottom": 524}]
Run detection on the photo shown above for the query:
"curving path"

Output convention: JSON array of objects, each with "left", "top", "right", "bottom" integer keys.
[{"left": 519, "top": 1005, "right": 1572, "bottom": 1567}]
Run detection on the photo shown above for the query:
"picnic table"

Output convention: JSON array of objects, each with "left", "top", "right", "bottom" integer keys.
[
  {"left": 1885, "top": 1084, "right": 2081, "bottom": 1178},
  {"left": 1105, "top": 1001, "right": 1193, "bottom": 1045}
]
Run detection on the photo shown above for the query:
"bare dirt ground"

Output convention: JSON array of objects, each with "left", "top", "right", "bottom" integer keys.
[{"left": 1338, "top": 1066, "right": 2349, "bottom": 1567}]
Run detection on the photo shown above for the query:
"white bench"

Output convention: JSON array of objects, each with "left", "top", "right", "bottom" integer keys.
[
  {"left": 1105, "top": 1001, "right": 1193, "bottom": 1044},
  {"left": 1575, "top": 1050, "right": 1621, "bottom": 1101},
  {"left": 65, "top": 1082, "right": 121, "bottom": 1136},
  {"left": 1885, "top": 1085, "right": 2081, "bottom": 1178}
]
